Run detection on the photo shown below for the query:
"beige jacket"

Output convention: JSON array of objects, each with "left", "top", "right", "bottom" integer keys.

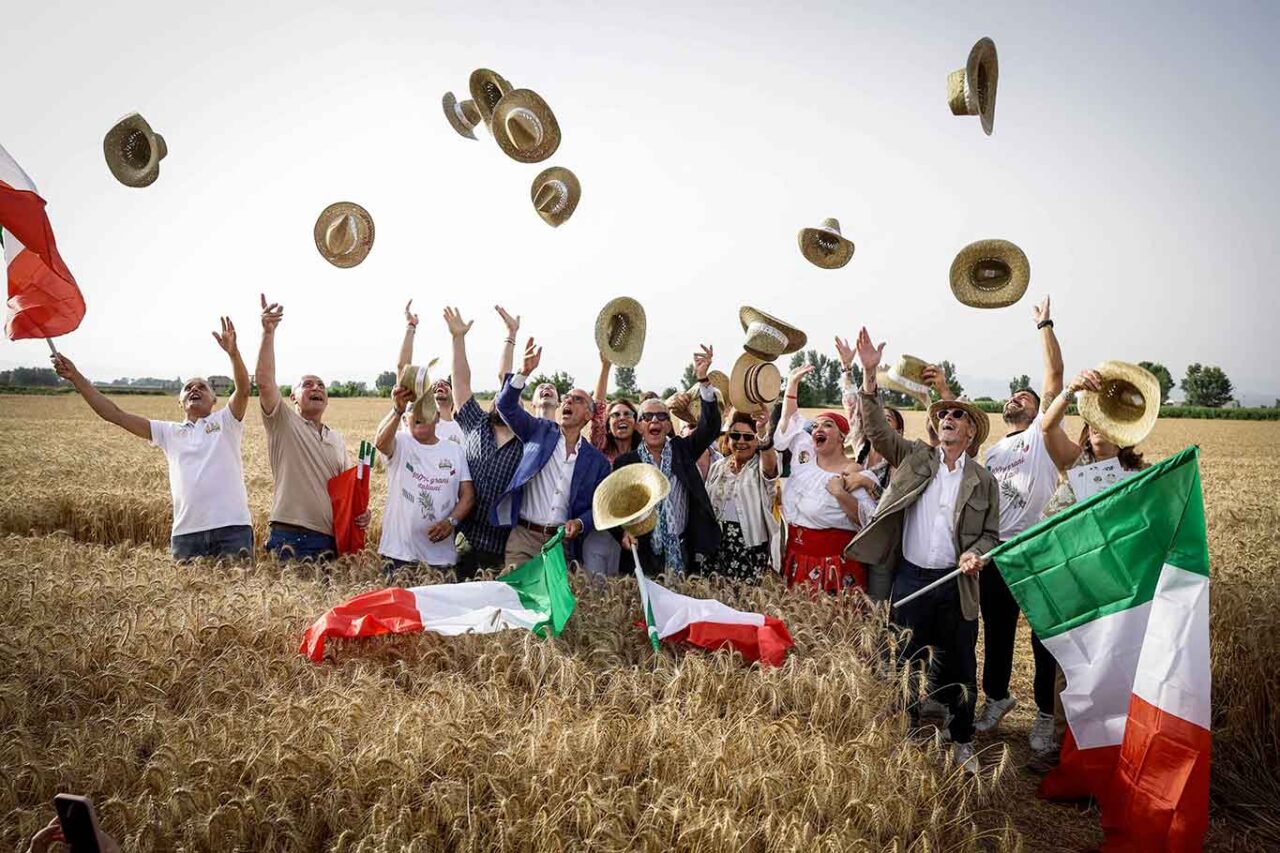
[{"left": 844, "top": 393, "right": 1000, "bottom": 620}]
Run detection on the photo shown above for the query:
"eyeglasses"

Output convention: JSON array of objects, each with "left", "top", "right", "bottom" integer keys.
[
  {"left": 727, "top": 431, "right": 757, "bottom": 442},
  {"left": 608, "top": 410, "right": 635, "bottom": 420},
  {"left": 563, "top": 395, "right": 591, "bottom": 406},
  {"left": 937, "top": 408, "right": 970, "bottom": 421},
  {"left": 638, "top": 412, "right": 670, "bottom": 423}
]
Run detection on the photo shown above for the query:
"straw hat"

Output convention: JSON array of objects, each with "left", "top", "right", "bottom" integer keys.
[
  {"left": 468, "top": 68, "right": 513, "bottom": 127},
  {"left": 595, "top": 297, "right": 646, "bottom": 368},
  {"left": 729, "top": 353, "right": 783, "bottom": 414},
  {"left": 667, "top": 370, "right": 730, "bottom": 426},
  {"left": 880, "top": 355, "right": 932, "bottom": 400},
  {"left": 531, "top": 166, "right": 581, "bottom": 227},
  {"left": 739, "top": 306, "right": 806, "bottom": 360},
  {"left": 491, "top": 89, "right": 561, "bottom": 163},
  {"left": 949, "top": 239, "right": 1030, "bottom": 309},
  {"left": 592, "top": 464, "right": 671, "bottom": 536},
  {"left": 947, "top": 37, "right": 999, "bottom": 135},
  {"left": 103, "top": 113, "right": 167, "bottom": 188},
  {"left": 797, "top": 218, "right": 855, "bottom": 269},
  {"left": 314, "top": 202, "right": 375, "bottom": 268},
  {"left": 927, "top": 398, "right": 991, "bottom": 455},
  {"left": 442, "top": 92, "right": 482, "bottom": 139},
  {"left": 397, "top": 362, "right": 440, "bottom": 426},
  {"left": 1076, "top": 361, "right": 1161, "bottom": 447}
]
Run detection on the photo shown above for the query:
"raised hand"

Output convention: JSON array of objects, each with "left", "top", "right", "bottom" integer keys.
[
  {"left": 753, "top": 409, "right": 772, "bottom": 438},
  {"left": 495, "top": 305, "right": 520, "bottom": 338},
  {"left": 921, "top": 364, "right": 949, "bottom": 393},
  {"left": 692, "top": 344, "right": 713, "bottom": 380},
  {"left": 834, "top": 335, "right": 855, "bottom": 369},
  {"left": 260, "top": 293, "right": 284, "bottom": 333},
  {"left": 855, "top": 326, "right": 885, "bottom": 374},
  {"left": 443, "top": 306, "right": 473, "bottom": 338},
  {"left": 1033, "top": 295, "right": 1051, "bottom": 326},
  {"left": 212, "top": 316, "right": 238, "bottom": 354},
  {"left": 405, "top": 299, "right": 419, "bottom": 328},
  {"left": 1067, "top": 369, "right": 1103, "bottom": 394},
  {"left": 521, "top": 337, "right": 543, "bottom": 376},
  {"left": 49, "top": 352, "right": 81, "bottom": 382},
  {"left": 788, "top": 363, "right": 815, "bottom": 386},
  {"left": 391, "top": 385, "right": 414, "bottom": 413}
]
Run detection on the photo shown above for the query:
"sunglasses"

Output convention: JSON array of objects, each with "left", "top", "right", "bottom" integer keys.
[
  {"left": 727, "top": 431, "right": 757, "bottom": 442},
  {"left": 638, "top": 412, "right": 670, "bottom": 423},
  {"left": 608, "top": 410, "right": 636, "bottom": 419},
  {"left": 937, "top": 408, "right": 970, "bottom": 421}
]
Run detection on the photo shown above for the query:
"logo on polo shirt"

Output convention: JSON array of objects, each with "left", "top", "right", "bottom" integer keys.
[
  {"left": 799, "top": 451, "right": 811, "bottom": 464},
  {"left": 204, "top": 421, "right": 222, "bottom": 434}
]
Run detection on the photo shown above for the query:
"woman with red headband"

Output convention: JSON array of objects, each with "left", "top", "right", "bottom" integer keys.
[{"left": 774, "top": 364, "right": 880, "bottom": 593}]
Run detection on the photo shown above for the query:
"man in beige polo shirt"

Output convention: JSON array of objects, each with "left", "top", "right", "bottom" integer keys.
[{"left": 255, "top": 293, "right": 367, "bottom": 562}]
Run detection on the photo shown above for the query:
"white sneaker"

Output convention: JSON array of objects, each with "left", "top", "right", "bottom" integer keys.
[
  {"left": 973, "top": 695, "right": 1018, "bottom": 733},
  {"left": 953, "top": 741, "right": 980, "bottom": 776},
  {"left": 1029, "top": 711, "right": 1057, "bottom": 754}
]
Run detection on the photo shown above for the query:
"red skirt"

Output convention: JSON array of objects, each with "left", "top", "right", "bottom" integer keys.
[{"left": 782, "top": 524, "right": 866, "bottom": 593}]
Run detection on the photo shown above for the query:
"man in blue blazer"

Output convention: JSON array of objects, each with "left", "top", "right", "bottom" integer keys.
[{"left": 492, "top": 337, "right": 612, "bottom": 567}]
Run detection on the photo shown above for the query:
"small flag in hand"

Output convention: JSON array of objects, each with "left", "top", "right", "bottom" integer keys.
[{"left": 328, "top": 440, "right": 375, "bottom": 555}]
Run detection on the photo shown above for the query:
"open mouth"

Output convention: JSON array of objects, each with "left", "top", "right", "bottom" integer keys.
[{"left": 813, "top": 432, "right": 828, "bottom": 446}]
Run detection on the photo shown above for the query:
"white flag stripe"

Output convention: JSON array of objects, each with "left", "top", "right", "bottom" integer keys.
[
  {"left": 412, "top": 582, "right": 543, "bottom": 636},
  {"left": 643, "top": 577, "right": 764, "bottom": 639},
  {"left": 0, "top": 144, "right": 37, "bottom": 192},
  {"left": 1132, "top": 564, "right": 1211, "bottom": 729}
]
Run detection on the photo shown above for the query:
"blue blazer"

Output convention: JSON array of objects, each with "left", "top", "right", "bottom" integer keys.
[{"left": 491, "top": 377, "right": 611, "bottom": 548}]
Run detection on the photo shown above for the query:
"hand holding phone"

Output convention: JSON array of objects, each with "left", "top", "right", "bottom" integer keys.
[{"left": 52, "top": 794, "right": 102, "bottom": 853}]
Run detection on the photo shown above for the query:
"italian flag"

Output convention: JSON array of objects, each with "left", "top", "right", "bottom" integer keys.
[
  {"left": 990, "top": 446, "right": 1210, "bottom": 852},
  {"left": 302, "top": 531, "right": 575, "bottom": 661},
  {"left": 634, "top": 563, "right": 793, "bottom": 667}
]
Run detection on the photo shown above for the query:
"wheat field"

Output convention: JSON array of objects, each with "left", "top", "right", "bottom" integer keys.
[{"left": 2, "top": 394, "right": 1278, "bottom": 851}]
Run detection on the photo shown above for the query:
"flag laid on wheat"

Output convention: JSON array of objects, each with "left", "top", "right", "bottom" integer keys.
[
  {"left": 634, "top": 562, "right": 793, "bottom": 666},
  {"left": 328, "top": 440, "right": 376, "bottom": 555},
  {"left": 301, "top": 530, "right": 574, "bottom": 661},
  {"left": 0, "top": 144, "right": 84, "bottom": 340},
  {"left": 989, "top": 446, "right": 1210, "bottom": 852}
]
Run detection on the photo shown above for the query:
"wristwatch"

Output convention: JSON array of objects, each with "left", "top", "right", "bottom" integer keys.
[{"left": 447, "top": 516, "right": 459, "bottom": 528}]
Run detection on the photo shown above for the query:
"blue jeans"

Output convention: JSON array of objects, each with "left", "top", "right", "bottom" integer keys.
[
  {"left": 266, "top": 525, "right": 337, "bottom": 563},
  {"left": 171, "top": 525, "right": 254, "bottom": 562}
]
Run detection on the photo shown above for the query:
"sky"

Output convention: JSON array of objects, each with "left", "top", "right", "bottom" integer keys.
[{"left": 4, "top": 0, "right": 1279, "bottom": 401}]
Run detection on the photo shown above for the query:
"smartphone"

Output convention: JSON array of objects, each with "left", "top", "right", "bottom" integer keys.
[{"left": 53, "top": 794, "right": 101, "bottom": 853}]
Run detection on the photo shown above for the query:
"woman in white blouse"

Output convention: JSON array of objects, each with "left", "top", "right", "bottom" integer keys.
[
  {"left": 774, "top": 364, "right": 880, "bottom": 593},
  {"left": 705, "top": 410, "right": 778, "bottom": 582}
]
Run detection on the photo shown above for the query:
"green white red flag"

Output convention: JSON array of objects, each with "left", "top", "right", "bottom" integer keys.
[{"left": 990, "top": 446, "right": 1210, "bottom": 852}]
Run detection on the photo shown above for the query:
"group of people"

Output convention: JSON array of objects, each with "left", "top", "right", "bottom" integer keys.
[{"left": 52, "top": 294, "right": 1150, "bottom": 777}]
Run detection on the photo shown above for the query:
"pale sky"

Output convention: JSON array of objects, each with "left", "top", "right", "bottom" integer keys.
[{"left": 4, "top": 0, "right": 1278, "bottom": 400}]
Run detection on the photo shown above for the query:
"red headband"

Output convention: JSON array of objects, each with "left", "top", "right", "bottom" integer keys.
[{"left": 815, "top": 411, "right": 850, "bottom": 434}]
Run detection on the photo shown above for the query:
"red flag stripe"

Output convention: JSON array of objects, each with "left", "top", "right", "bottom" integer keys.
[
  {"left": 0, "top": 178, "right": 84, "bottom": 340},
  {"left": 665, "top": 615, "right": 794, "bottom": 667},
  {"left": 299, "top": 587, "right": 422, "bottom": 662}
]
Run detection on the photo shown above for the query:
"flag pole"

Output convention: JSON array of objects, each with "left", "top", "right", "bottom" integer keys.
[
  {"left": 892, "top": 567, "right": 964, "bottom": 609},
  {"left": 45, "top": 338, "right": 58, "bottom": 356},
  {"left": 631, "top": 543, "right": 661, "bottom": 655}
]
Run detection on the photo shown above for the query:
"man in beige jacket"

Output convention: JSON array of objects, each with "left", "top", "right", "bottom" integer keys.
[{"left": 844, "top": 327, "right": 1000, "bottom": 774}]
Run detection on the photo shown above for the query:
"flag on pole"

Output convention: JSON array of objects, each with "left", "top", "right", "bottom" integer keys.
[
  {"left": 633, "top": 562, "right": 793, "bottom": 667},
  {"left": 989, "top": 446, "right": 1210, "bottom": 852},
  {"left": 0, "top": 144, "right": 84, "bottom": 341},
  {"left": 327, "top": 440, "right": 376, "bottom": 555},
  {"left": 301, "top": 530, "right": 575, "bottom": 661}
]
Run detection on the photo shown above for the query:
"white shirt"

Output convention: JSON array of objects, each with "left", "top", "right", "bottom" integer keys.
[
  {"left": 984, "top": 412, "right": 1060, "bottom": 540},
  {"left": 775, "top": 414, "right": 877, "bottom": 531},
  {"left": 435, "top": 418, "right": 465, "bottom": 447},
  {"left": 902, "top": 447, "right": 966, "bottom": 569},
  {"left": 521, "top": 433, "right": 582, "bottom": 526},
  {"left": 149, "top": 406, "right": 251, "bottom": 537},
  {"left": 378, "top": 432, "right": 471, "bottom": 565}
]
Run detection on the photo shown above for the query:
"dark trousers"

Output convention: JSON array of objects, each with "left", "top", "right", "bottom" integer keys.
[
  {"left": 892, "top": 560, "right": 979, "bottom": 744},
  {"left": 170, "top": 524, "right": 253, "bottom": 562},
  {"left": 981, "top": 558, "right": 1057, "bottom": 714},
  {"left": 265, "top": 525, "right": 336, "bottom": 563}
]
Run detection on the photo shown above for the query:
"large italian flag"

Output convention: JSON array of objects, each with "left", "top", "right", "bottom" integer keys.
[
  {"left": 301, "top": 531, "right": 575, "bottom": 661},
  {"left": 990, "top": 446, "right": 1210, "bottom": 852}
]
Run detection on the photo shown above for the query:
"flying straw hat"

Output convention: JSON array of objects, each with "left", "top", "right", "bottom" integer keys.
[
  {"left": 1076, "top": 361, "right": 1161, "bottom": 447},
  {"left": 927, "top": 398, "right": 991, "bottom": 455},
  {"left": 947, "top": 37, "right": 999, "bottom": 135},
  {"left": 595, "top": 297, "right": 646, "bottom": 368},
  {"left": 314, "top": 202, "right": 375, "bottom": 268},
  {"left": 442, "top": 92, "right": 482, "bottom": 139},
  {"left": 593, "top": 463, "right": 671, "bottom": 536},
  {"left": 729, "top": 353, "right": 783, "bottom": 414},
  {"left": 880, "top": 355, "right": 932, "bottom": 401},
  {"left": 949, "top": 239, "right": 1030, "bottom": 308},
  {"left": 397, "top": 362, "right": 440, "bottom": 426},
  {"left": 468, "top": 68, "right": 513, "bottom": 127},
  {"left": 491, "top": 89, "right": 561, "bottom": 163},
  {"left": 103, "top": 113, "right": 168, "bottom": 188},
  {"left": 739, "top": 306, "right": 806, "bottom": 360},
  {"left": 797, "top": 218, "right": 855, "bottom": 269},
  {"left": 531, "top": 166, "right": 581, "bottom": 227},
  {"left": 667, "top": 370, "right": 730, "bottom": 426}
]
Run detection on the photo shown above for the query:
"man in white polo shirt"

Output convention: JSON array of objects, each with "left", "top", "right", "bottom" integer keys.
[{"left": 50, "top": 316, "right": 253, "bottom": 561}]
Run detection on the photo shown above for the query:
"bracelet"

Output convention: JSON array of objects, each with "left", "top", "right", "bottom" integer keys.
[
  {"left": 785, "top": 394, "right": 797, "bottom": 400},
  {"left": 393, "top": 407, "right": 405, "bottom": 416},
  {"left": 504, "top": 338, "right": 515, "bottom": 345},
  {"left": 1036, "top": 319, "right": 1054, "bottom": 330},
  {"left": 407, "top": 325, "right": 416, "bottom": 332}
]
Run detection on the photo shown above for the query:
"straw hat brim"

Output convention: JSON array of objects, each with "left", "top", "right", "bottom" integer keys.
[
  {"left": 595, "top": 296, "right": 646, "bottom": 368},
  {"left": 927, "top": 399, "right": 990, "bottom": 454},
  {"left": 314, "top": 202, "right": 375, "bottom": 268},
  {"left": 797, "top": 227, "right": 855, "bottom": 269},
  {"left": 491, "top": 89, "right": 561, "bottom": 164},
  {"left": 593, "top": 464, "right": 672, "bottom": 533},
  {"left": 468, "top": 68, "right": 513, "bottom": 124},
  {"left": 738, "top": 306, "right": 807, "bottom": 359},
  {"left": 531, "top": 166, "right": 581, "bottom": 228},
  {"left": 729, "top": 353, "right": 783, "bottom": 414},
  {"left": 949, "top": 239, "right": 1029, "bottom": 309},
  {"left": 1076, "top": 361, "right": 1161, "bottom": 447},
  {"left": 442, "top": 92, "right": 477, "bottom": 140},
  {"left": 668, "top": 371, "right": 729, "bottom": 426},
  {"left": 967, "top": 38, "right": 999, "bottom": 135},
  {"left": 397, "top": 363, "right": 439, "bottom": 425},
  {"left": 103, "top": 113, "right": 166, "bottom": 188},
  {"left": 880, "top": 356, "right": 932, "bottom": 400}
]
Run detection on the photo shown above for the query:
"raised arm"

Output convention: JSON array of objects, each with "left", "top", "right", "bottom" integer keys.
[
  {"left": 1034, "top": 296, "right": 1064, "bottom": 404},
  {"left": 856, "top": 326, "right": 916, "bottom": 467},
  {"left": 444, "top": 306, "right": 475, "bottom": 408},
  {"left": 397, "top": 300, "right": 418, "bottom": 374},
  {"left": 922, "top": 364, "right": 956, "bottom": 402},
  {"left": 255, "top": 293, "right": 283, "bottom": 414},
  {"left": 780, "top": 363, "right": 814, "bottom": 432},
  {"left": 836, "top": 335, "right": 867, "bottom": 455},
  {"left": 51, "top": 353, "right": 152, "bottom": 440},
  {"left": 685, "top": 345, "right": 722, "bottom": 456},
  {"left": 594, "top": 354, "right": 611, "bottom": 406},
  {"left": 212, "top": 316, "right": 250, "bottom": 421},
  {"left": 496, "top": 337, "right": 542, "bottom": 440},
  {"left": 495, "top": 305, "right": 520, "bottom": 386},
  {"left": 754, "top": 410, "right": 778, "bottom": 479},
  {"left": 375, "top": 386, "right": 411, "bottom": 458},
  {"left": 1042, "top": 369, "right": 1100, "bottom": 469}
]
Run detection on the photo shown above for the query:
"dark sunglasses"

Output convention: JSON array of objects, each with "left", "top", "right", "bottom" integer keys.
[
  {"left": 727, "top": 431, "right": 757, "bottom": 442},
  {"left": 937, "top": 408, "right": 970, "bottom": 421},
  {"left": 608, "top": 410, "right": 636, "bottom": 419},
  {"left": 638, "top": 412, "right": 670, "bottom": 423}
]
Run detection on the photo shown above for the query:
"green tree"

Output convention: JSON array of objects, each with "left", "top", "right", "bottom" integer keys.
[
  {"left": 1138, "top": 361, "right": 1174, "bottom": 405},
  {"left": 1009, "top": 374, "right": 1032, "bottom": 396},
  {"left": 615, "top": 366, "right": 638, "bottom": 399},
  {"left": 680, "top": 362, "right": 697, "bottom": 390},
  {"left": 938, "top": 360, "right": 964, "bottom": 399},
  {"left": 659, "top": 386, "right": 677, "bottom": 399},
  {"left": 0, "top": 366, "right": 64, "bottom": 387},
  {"left": 375, "top": 370, "right": 397, "bottom": 397},
  {"left": 1181, "top": 364, "right": 1233, "bottom": 408},
  {"left": 524, "top": 371, "right": 575, "bottom": 400}
]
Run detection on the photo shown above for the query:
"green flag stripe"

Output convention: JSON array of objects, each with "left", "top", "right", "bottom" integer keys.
[
  {"left": 498, "top": 530, "right": 576, "bottom": 637},
  {"left": 645, "top": 596, "right": 660, "bottom": 651},
  {"left": 990, "top": 446, "right": 1207, "bottom": 639}
]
